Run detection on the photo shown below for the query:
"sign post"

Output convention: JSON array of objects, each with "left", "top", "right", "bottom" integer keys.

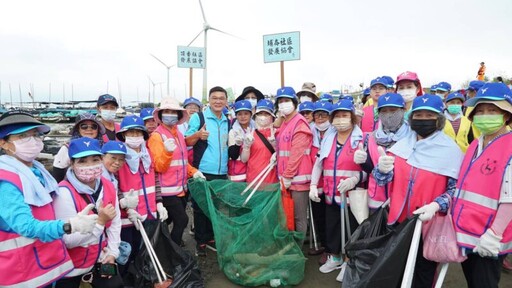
[
  {"left": 263, "top": 31, "right": 301, "bottom": 88},
  {"left": 177, "top": 46, "right": 205, "bottom": 98}
]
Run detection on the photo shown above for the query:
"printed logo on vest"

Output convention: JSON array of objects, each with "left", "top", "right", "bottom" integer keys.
[{"left": 480, "top": 158, "right": 497, "bottom": 175}]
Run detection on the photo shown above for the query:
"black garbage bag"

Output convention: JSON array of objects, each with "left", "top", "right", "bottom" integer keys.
[
  {"left": 343, "top": 207, "right": 417, "bottom": 288},
  {"left": 129, "top": 221, "right": 204, "bottom": 288}
]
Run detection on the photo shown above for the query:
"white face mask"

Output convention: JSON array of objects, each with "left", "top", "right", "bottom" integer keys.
[
  {"left": 332, "top": 117, "right": 352, "bottom": 132},
  {"left": 315, "top": 121, "right": 330, "bottom": 131},
  {"left": 100, "top": 110, "right": 116, "bottom": 122},
  {"left": 436, "top": 92, "right": 446, "bottom": 99},
  {"left": 300, "top": 96, "right": 312, "bottom": 103},
  {"left": 248, "top": 99, "right": 258, "bottom": 109},
  {"left": 12, "top": 136, "right": 44, "bottom": 162},
  {"left": 255, "top": 115, "right": 272, "bottom": 128},
  {"left": 278, "top": 101, "right": 295, "bottom": 115},
  {"left": 397, "top": 88, "right": 417, "bottom": 102},
  {"left": 125, "top": 136, "right": 145, "bottom": 149}
]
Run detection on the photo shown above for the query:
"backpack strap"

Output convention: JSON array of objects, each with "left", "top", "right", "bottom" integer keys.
[{"left": 255, "top": 129, "right": 275, "bottom": 154}]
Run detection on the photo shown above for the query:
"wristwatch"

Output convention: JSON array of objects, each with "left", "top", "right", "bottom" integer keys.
[{"left": 63, "top": 223, "right": 72, "bottom": 234}]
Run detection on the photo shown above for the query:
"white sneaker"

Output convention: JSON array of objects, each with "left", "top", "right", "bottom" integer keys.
[
  {"left": 319, "top": 255, "right": 342, "bottom": 273},
  {"left": 336, "top": 261, "right": 347, "bottom": 282}
]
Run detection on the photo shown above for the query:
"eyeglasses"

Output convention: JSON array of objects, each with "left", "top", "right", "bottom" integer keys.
[
  {"left": 79, "top": 123, "right": 99, "bottom": 130},
  {"left": 210, "top": 97, "right": 227, "bottom": 102},
  {"left": 314, "top": 112, "right": 329, "bottom": 119},
  {"left": 107, "top": 155, "right": 125, "bottom": 163},
  {"left": 9, "top": 132, "right": 45, "bottom": 144}
]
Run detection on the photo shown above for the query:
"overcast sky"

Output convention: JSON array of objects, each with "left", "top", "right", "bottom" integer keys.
[{"left": 1, "top": 0, "right": 511, "bottom": 106}]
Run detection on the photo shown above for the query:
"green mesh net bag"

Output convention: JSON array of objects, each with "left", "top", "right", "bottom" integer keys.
[{"left": 188, "top": 178, "right": 306, "bottom": 287}]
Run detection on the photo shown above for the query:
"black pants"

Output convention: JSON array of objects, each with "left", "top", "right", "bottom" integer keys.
[
  {"left": 192, "top": 173, "right": 227, "bottom": 245},
  {"left": 162, "top": 196, "right": 189, "bottom": 245},
  {"left": 311, "top": 194, "right": 326, "bottom": 246},
  {"left": 461, "top": 253, "right": 505, "bottom": 288},
  {"left": 324, "top": 203, "right": 358, "bottom": 255},
  {"left": 119, "top": 226, "right": 142, "bottom": 275},
  {"left": 55, "top": 271, "right": 123, "bottom": 288}
]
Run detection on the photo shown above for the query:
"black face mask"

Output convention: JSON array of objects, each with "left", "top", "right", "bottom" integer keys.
[{"left": 410, "top": 119, "right": 438, "bottom": 138}]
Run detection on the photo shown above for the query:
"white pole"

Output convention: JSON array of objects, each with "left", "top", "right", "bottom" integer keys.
[
  {"left": 434, "top": 263, "right": 449, "bottom": 288},
  {"left": 401, "top": 219, "right": 423, "bottom": 288},
  {"left": 202, "top": 29, "right": 208, "bottom": 103}
]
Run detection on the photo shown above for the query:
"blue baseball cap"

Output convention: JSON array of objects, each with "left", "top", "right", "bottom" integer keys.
[
  {"left": 97, "top": 94, "right": 119, "bottom": 107},
  {"left": 0, "top": 110, "right": 51, "bottom": 139},
  {"left": 381, "top": 76, "right": 395, "bottom": 88},
  {"left": 330, "top": 99, "right": 355, "bottom": 114},
  {"left": 183, "top": 97, "right": 203, "bottom": 108},
  {"left": 465, "top": 82, "right": 512, "bottom": 107},
  {"left": 341, "top": 95, "right": 354, "bottom": 103},
  {"left": 116, "top": 115, "right": 149, "bottom": 141},
  {"left": 370, "top": 77, "right": 388, "bottom": 88},
  {"left": 411, "top": 94, "right": 445, "bottom": 114},
  {"left": 298, "top": 101, "right": 315, "bottom": 113},
  {"left": 363, "top": 88, "right": 370, "bottom": 96},
  {"left": 275, "top": 86, "right": 297, "bottom": 101},
  {"left": 68, "top": 137, "right": 103, "bottom": 159},
  {"left": 466, "top": 80, "right": 485, "bottom": 91},
  {"left": 101, "top": 140, "right": 128, "bottom": 155},
  {"left": 319, "top": 93, "right": 333, "bottom": 102},
  {"left": 430, "top": 84, "right": 438, "bottom": 92},
  {"left": 377, "top": 93, "right": 405, "bottom": 110},
  {"left": 445, "top": 92, "right": 465, "bottom": 103},
  {"left": 255, "top": 99, "right": 275, "bottom": 118},
  {"left": 234, "top": 100, "right": 253, "bottom": 113},
  {"left": 436, "top": 82, "right": 452, "bottom": 92},
  {"left": 140, "top": 108, "right": 154, "bottom": 121},
  {"left": 313, "top": 101, "right": 333, "bottom": 113}
]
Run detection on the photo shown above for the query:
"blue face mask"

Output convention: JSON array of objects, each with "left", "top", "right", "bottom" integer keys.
[
  {"left": 162, "top": 114, "right": 178, "bottom": 126},
  {"left": 100, "top": 110, "right": 116, "bottom": 122}
]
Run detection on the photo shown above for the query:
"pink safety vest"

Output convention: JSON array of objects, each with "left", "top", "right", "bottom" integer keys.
[
  {"left": 246, "top": 128, "right": 278, "bottom": 185},
  {"left": 276, "top": 113, "right": 313, "bottom": 187},
  {"left": 322, "top": 135, "right": 362, "bottom": 205},
  {"left": 361, "top": 106, "right": 377, "bottom": 133},
  {"left": 102, "top": 122, "right": 121, "bottom": 143},
  {"left": 154, "top": 125, "right": 189, "bottom": 196},
  {"left": 365, "top": 133, "right": 390, "bottom": 209},
  {"left": 311, "top": 146, "right": 324, "bottom": 194},
  {"left": 388, "top": 156, "right": 447, "bottom": 224},
  {"left": 59, "top": 177, "right": 116, "bottom": 277},
  {"left": 228, "top": 146, "right": 247, "bottom": 182},
  {"left": 453, "top": 133, "right": 512, "bottom": 253},
  {"left": 0, "top": 170, "right": 73, "bottom": 288},
  {"left": 118, "top": 158, "right": 157, "bottom": 227}
]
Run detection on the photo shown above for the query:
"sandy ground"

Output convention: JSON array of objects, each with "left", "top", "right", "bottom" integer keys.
[{"left": 181, "top": 205, "right": 512, "bottom": 288}]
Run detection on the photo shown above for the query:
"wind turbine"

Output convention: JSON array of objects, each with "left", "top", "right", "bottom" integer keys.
[
  {"left": 147, "top": 76, "right": 164, "bottom": 104},
  {"left": 150, "top": 54, "right": 175, "bottom": 97},
  {"left": 188, "top": 0, "right": 240, "bottom": 103}
]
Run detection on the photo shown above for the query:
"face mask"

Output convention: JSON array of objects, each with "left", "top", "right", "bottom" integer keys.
[
  {"left": 74, "top": 163, "right": 103, "bottom": 183},
  {"left": 435, "top": 92, "right": 446, "bottom": 99},
  {"left": 315, "top": 121, "right": 330, "bottom": 131},
  {"left": 100, "top": 110, "right": 116, "bottom": 122},
  {"left": 397, "top": 88, "right": 417, "bottom": 102},
  {"left": 125, "top": 136, "right": 145, "bottom": 149},
  {"left": 300, "top": 96, "right": 312, "bottom": 103},
  {"left": 473, "top": 115, "right": 504, "bottom": 135},
  {"left": 410, "top": 119, "right": 438, "bottom": 138},
  {"left": 380, "top": 110, "right": 405, "bottom": 132},
  {"left": 332, "top": 117, "right": 352, "bottom": 132},
  {"left": 255, "top": 115, "right": 272, "bottom": 128},
  {"left": 248, "top": 99, "right": 258, "bottom": 108},
  {"left": 162, "top": 114, "right": 179, "bottom": 126},
  {"left": 447, "top": 105, "right": 462, "bottom": 114},
  {"left": 278, "top": 102, "right": 295, "bottom": 116},
  {"left": 12, "top": 136, "right": 44, "bottom": 162}
]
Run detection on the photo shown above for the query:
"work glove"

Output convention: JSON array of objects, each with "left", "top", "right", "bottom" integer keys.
[
  {"left": 377, "top": 146, "right": 394, "bottom": 174},
  {"left": 267, "top": 127, "right": 276, "bottom": 146},
  {"left": 156, "top": 203, "right": 168, "bottom": 222},
  {"left": 473, "top": 229, "right": 502, "bottom": 258},
  {"left": 243, "top": 133, "right": 255, "bottom": 148},
  {"left": 337, "top": 176, "right": 359, "bottom": 194},
  {"left": 164, "top": 138, "right": 176, "bottom": 153},
  {"left": 119, "top": 189, "right": 139, "bottom": 210},
  {"left": 413, "top": 202, "right": 440, "bottom": 222},
  {"left": 193, "top": 170, "right": 206, "bottom": 179},
  {"left": 269, "top": 152, "right": 277, "bottom": 165},
  {"left": 127, "top": 209, "right": 143, "bottom": 230},
  {"left": 353, "top": 143, "right": 368, "bottom": 165},
  {"left": 69, "top": 204, "right": 98, "bottom": 234},
  {"left": 282, "top": 177, "right": 292, "bottom": 189},
  {"left": 309, "top": 185, "right": 321, "bottom": 202},
  {"left": 234, "top": 134, "right": 244, "bottom": 146}
]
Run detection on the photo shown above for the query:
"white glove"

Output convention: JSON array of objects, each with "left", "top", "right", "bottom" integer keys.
[
  {"left": 127, "top": 209, "right": 143, "bottom": 230},
  {"left": 337, "top": 176, "right": 359, "bottom": 194},
  {"left": 473, "top": 229, "right": 502, "bottom": 257},
  {"left": 377, "top": 146, "right": 394, "bottom": 173},
  {"left": 119, "top": 189, "right": 139, "bottom": 210},
  {"left": 69, "top": 204, "right": 98, "bottom": 234},
  {"left": 267, "top": 127, "right": 276, "bottom": 146},
  {"left": 282, "top": 177, "right": 292, "bottom": 189},
  {"left": 309, "top": 185, "right": 320, "bottom": 202},
  {"left": 164, "top": 138, "right": 176, "bottom": 153},
  {"left": 354, "top": 143, "right": 368, "bottom": 165},
  {"left": 269, "top": 152, "right": 277, "bottom": 165},
  {"left": 413, "top": 202, "right": 440, "bottom": 222},
  {"left": 234, "top": 134, "right": 244, "bottom": 146},
  {"left": 243, "top": 133, "right": 254, "bottom": 148},
  {"left": 156, "top": 203, "right": 168, "bottom": 222},
  {"left": 193, "top": 170, "right": 206, "bottom": 179}
]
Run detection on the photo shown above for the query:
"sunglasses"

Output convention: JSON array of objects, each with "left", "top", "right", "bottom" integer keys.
[{"left": 79, "top": 123, "right": 99, "bottom": 130}]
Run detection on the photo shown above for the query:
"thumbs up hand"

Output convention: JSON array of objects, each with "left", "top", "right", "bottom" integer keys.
[
  {"left": 198, "top": 124, "right": 209, "bottom": 140},
  {"left": 377, "top": 146, "right": 394, "bottom": 174},
  {"left": 353, "top": 142, "right": 368, "bottom": 164},
  {"left": 243, "top": 128, "right": 254, "bottom": 148}
]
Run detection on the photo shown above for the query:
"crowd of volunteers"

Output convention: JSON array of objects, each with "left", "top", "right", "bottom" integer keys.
[{"left": 1, "top": 71, "right": 511, "bottom": 288}]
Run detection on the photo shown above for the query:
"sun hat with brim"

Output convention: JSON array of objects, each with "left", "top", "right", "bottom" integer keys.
[
  {"left": 68, "top": 137, "right": 103, "bottom": 159},
  {"left": 116, "top": 115, "right": 149, "bottom": 141},
  {"left": 465, "top": 82, "right": 512, "bottom": 107},
  {"left": 313, "top": 101, "right": 333, "bottom": 113},
  {"left": 235, "top": 86, "right": 265, "bottom": 102},
  {"left": 254, "top": 99, "right": 275, "bottom": 118},
  {"left": 330, "top": 99, "right": 355, "bottom": 114},
  {"left": 445, "top": 92, "right": 466, "bottom": 104},
  {"left": 296, "top": 82, "right": 319, "bottom": 101},
  {"left": 140, "top": 108, "right": 155, "bottom": 121},
  {"left": 411, "top": 94, "right": 445, "bottom": 114},
  {"left": 370, "top": 77, "right": 388, "bottom": 88},
  {"left": 436, "top": 82, "right": 452, "bottom": 92},
  {"left": 234, "top": 100, "right": 253, "bottom": 114},
  {"left": 101, "top": 140, "right": 131, "bottom": 159},
  {"left": 467, "top": 100, "right": 512, "bottom": 124},
  {"left": 377, "top": 93, "right": 405, "bottom": 110},
  {"left": 298, "top": 101, "right": 315, "bottom": 113},
  {"left": 0, "top": 110, "right": 51, "bottom": 139},
  {"left": 71, "top": 112, "right": 106, "bottom": 136},
  {"left": 153, "top": 97, "right": 189, "bottom": 125},
  {"left": 275, "top": 86, "right": 297, "bottom": 102}
]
